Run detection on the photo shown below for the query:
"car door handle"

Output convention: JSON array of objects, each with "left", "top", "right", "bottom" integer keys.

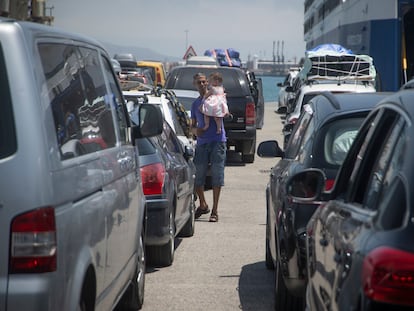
[
  {"left": 319, "top": 238, "right": 329, "bottom": 247},
  {"left": 118, "top": 156, "right": 133, "bottom": 171},
  {"left": 339, "top": 209, "right": 351, "bottom": 218},
  {"left": 334, "top": 251, "right": 342, "bottom": 263}
]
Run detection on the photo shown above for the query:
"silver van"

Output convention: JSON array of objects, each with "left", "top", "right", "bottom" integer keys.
[{"left": 0, "top": 18, "right": 162, "bottom": 310}]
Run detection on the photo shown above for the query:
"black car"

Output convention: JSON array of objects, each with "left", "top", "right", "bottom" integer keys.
[
  {"left": 165, "top": 65, "right": 258, "bottom": 163},
  {"left": 287, "top": 88, "right": 414, "bottom": 310},
  {"left": 257, "top": 92, "right": 391, "bottom": 310},
  {"left": 245, "top": 70, "right": 265, "bottom": 129},
  {"left": 136, "top": 121, "right": 196, "bottom": 267}
]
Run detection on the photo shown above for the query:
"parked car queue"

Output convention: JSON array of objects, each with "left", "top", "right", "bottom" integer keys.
[
  {"left": 7, "top": 15, "right": 414, "bottom": 311},
  {"left": 0, "top": 17, "right": 203, "bottom": 311},
  {"left": 257, "top": 54, "right": 414, "bottom": 310}
]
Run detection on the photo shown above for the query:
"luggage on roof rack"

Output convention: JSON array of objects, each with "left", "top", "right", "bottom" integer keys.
[
  {"left": 204, "top": 48, "right": 242, "bottom": 67},
  {"left": 299, "top": 44, "right": 377, "bottom": 83}
]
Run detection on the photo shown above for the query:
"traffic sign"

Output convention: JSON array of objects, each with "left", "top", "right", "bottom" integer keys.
[{"left": 183, "top": 45, "right": 197, "bottom": 59}]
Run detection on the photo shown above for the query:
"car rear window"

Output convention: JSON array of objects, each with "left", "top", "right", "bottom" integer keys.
[
  {"left": 0, "top": 43, "right": 17, "bottom": 159},
  {"left": 166, "top": 67, "right": 249, "bottom": 96},
  {"left": 322, "top": 117, "right": 365, "bottom": 165}
]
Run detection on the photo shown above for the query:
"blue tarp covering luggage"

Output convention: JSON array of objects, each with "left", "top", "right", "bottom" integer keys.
[
  {"left": 204, "top": 48, "right": 241, "bottom": 67},
  {"left": 307, "top": 43, "right": 354, "bottom": 56}
]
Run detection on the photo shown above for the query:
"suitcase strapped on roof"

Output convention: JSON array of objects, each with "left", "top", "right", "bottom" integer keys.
[{"left": 204, "top": 48, "right": 241, "bottom": 67}]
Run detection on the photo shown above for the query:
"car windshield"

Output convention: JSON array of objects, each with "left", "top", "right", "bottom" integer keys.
[
  {"left": 137, "top": 66, "right": 156, "bottom": 81},
  {"left": 166, "top": 67, "right": 249, "bottom": 96}
]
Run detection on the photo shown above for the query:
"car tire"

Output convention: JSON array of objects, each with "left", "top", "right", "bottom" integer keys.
[
  {"left": 265, "top": 198, "right": 275, "bottom": 270},
  {"left": 178, "top": 193, "right": 195, "bottom": 237},
  {"left": 117, "top": 231, "right": 146, "bottom": 310},
  {"left": 265, "top": 237, "right": 275, "bottom": 270},
  {"left": 274, "top": 261, "right": 304, "bottom": 311},
  {"left": 147, "top": 209, "right": 175, "bottom": 267},
  {"left": 77, "top": 298, "right": 87, "bottom": 311}
]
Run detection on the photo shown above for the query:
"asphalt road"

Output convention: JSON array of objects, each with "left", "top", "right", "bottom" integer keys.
[{"left": 141, "top": 103, "right": 285, "bottom": 311}]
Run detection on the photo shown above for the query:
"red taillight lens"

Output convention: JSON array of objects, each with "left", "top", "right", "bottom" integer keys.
[
  {"left": 10, "top": 207, "right": 57, "bottom": 273},
  {"left": 156, "top": 72, "right": 162, "bottom": 84},
  {"left": 325, "top": 179, "right": 335, "bottom": 191},
  {"left": 246, "top": 102, "right": 256, "bottom": 125},
  {"left": 140, "top": 162, "right": 165, "bottom": 195},
  {"left": 363, "top": 247, "right": 414, "bottom": 306}
]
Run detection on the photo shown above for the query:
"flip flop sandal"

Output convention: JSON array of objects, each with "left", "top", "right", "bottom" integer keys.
[
  {"left": 209, "top": 213, "right": 218, "bottom": 222},
  {"left": 195, "top": 206, "right": 210, "bottom": 219}
]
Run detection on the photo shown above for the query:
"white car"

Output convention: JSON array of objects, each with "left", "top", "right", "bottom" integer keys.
[
  {"left": 168, "top": 88, "right": 200, "bottom": 117},
  {"left": 276, "top": 67, "right": 300, "bottom": 113},
  {"left": 286, "top": 81, "right": 376, "bottom": 125},
  {"left": 282, "top": 81, "right": 376, "bottom": 148},
  {"left": 123, "top": 89, "right": 194, "bottom": 149}
]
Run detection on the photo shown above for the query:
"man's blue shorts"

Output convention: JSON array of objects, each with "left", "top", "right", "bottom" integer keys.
[{"left": 193, "top": 141, "right": 226, "bottom": 187}]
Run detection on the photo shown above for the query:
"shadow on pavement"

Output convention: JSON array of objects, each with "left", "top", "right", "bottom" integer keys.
[{"left": 238, "top": 261, "right": 274, "bottom": 311}]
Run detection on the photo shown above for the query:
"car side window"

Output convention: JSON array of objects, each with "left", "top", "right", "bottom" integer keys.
[
  {"left": 347, "top": 109, "right": 400, "bottom": 204},
  {"left": 39, "top": 43, "right": 117, "bottom": 159},
  {"left": 160, "top": 122, "right": 182, "bottom": 154},
  {"left": 77, "top": 47, "right": 117, "bottom": 150},
  {"left": 363, "top": 116, "right": 404, "bottom": 210},
  {"left": 0, "top": 43, "right": 16, "bottom": 159},
  {"left": 374, "top": 127, "right": 407, "bottom": 230},
  {"left": 284, "top": 111, "right": 313, "bottom": 159},
  {"left": 100, "top": 54, "right": 129, "bottom": 144}
]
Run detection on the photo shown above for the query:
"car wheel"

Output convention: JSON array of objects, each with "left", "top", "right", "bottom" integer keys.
[
  {"left": 117, "top": 231, "right": 146, "bottom": 310},
  {"left": 178, "top": 193, "right": 195, "bottom": 237},
  {"left": 265, "top": 200, "right": 275, "bottom": 270},
  {"left": 77, "top": 298, "right": 87, "bottom": 311},
  {"left": 147, "top": 208, "right": 175, "bottom": 267},
  {"left": 265, "top": 237, "right": 275, "bottom": 270},
  {"left": 274, "top": 261, "right": 304, "bottom": 311}
]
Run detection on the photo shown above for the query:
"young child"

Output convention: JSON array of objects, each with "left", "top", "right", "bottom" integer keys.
[{"left": 200, "top": 72, "right": 229, "bottom": 134}]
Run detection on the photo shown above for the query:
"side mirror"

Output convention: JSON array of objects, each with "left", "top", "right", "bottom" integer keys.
[
  {"left": 257, "top": 140, "right": 284, "bottom": 157},
  {"left": 131, "top": 103, "right": 163, "bottom": 141},
  {"left": 286, "top": 169, "right": 326, "bottom": 201}
]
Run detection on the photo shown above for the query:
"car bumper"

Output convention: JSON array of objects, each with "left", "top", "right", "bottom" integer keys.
[
  {"left": 225, "top": 125, "right": 256, "bottom": 141},
  {"left": 145, "top": 198, "right": 171, "bottom": 246}
]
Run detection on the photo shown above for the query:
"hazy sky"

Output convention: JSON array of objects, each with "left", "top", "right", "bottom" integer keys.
[{"left": 48, "top": 0, "right": 306, "bottom": 62}]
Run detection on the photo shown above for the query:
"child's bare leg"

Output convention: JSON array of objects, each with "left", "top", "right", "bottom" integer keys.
[
  {"left": 215, "top": 117, "right": 222, "bottom": 134},
  {"left": 202, "top": 114, "right": 210, "bottom": 131}
]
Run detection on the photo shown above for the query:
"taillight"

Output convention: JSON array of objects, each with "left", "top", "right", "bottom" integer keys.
[
  {"left": 246, "top": 102, "right": 256, "bottom": 125},
  {"left": 140, "top": 162, "right": 165, "bottom": 195},
  {"left": 363, "top": 246, "right": 414, "bottom": 306},
  {"left": 10, "top": 207, "right": 57, "bottom": 273},
  {"left": 325, "top": 179, "right": 335, "bottom": 191},
  {"left": 156, "top": 72, "right": 162, "bottom": 84}
]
